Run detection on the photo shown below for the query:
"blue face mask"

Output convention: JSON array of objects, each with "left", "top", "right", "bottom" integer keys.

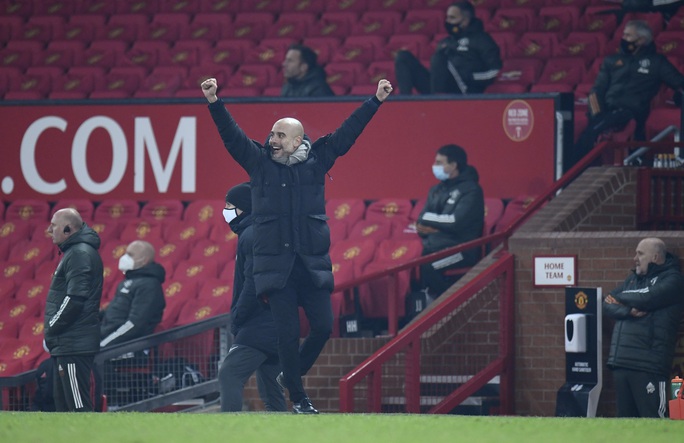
[{"left": 432, "top": 165, "right": 450, "bottom": 181}]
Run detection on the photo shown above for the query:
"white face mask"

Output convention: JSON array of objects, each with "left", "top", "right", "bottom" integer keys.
[
  {"left": 223, "top": 208, "right": 238, "bottom": 224},
  {"left": 432, "top": 165, "right": 450, "bottom": 181},
  {"left": 118, "top": 254, "right": 136, "bottom": 273}
]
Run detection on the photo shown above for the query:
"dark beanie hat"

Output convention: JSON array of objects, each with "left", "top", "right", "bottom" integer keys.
[{"left": 225, "top": 182, "right": 252, "bottom": 213}]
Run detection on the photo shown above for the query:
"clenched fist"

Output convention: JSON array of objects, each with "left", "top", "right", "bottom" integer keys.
[{"left": 201, "top": 78, "right": 218, "bottom": 103}]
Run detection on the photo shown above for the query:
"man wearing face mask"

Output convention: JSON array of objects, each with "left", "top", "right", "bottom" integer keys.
[
  {"left": 394, "top": 1, "right": 501, "bottom": 95},
  {"left": 416, "top": 144, "right": 484, "bottom": 299},
  {"left": 44, "top": 208, "right": 103, "bottom": 412},
  {"left": 218, "top": 182, "right": 286, "bottom": 412},
  {"left": 201, "top": 77, "right": 392, "bottom": 414},
  {"left": 99, "top": 240, "right": 165, "bottom": 348},
  {"left": 569, "top": 20, "right": 684, "bottom": 172}
]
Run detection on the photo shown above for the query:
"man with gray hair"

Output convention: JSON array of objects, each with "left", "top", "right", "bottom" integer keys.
[
  {"left": 569, "top": 20, "right": 684, "bottom": 171},
  {"left": 603, "top": 237, "right": 684, "bottom": 417}
]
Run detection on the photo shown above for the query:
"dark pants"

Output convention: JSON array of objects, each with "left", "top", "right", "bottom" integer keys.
[
  {"left": 569, "top": 108, "right": 640, "bottom": 172},
  {"left": 395, "top": 50, "right": 487, "bottom": 95},
  {"left": 395, "top": 50, "right": 431, "bottom": 95},
  {"left": 218, "top": 344, "right": 286, "bottom": 412},
  {"left": 52, "top": 354, "right": 95, "bottom": 412},
  {"left": 612, "top": 368, "right": 668, "bottom": 418},
  {"left": 268, "top": 257, "right": 333, "bottom": 403}
]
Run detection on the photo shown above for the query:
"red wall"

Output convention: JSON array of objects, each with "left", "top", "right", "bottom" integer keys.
[{"left": 0, "top": 97, "right": 557, "bottom": 202}]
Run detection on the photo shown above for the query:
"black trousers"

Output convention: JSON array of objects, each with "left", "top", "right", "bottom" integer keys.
[
  {"left": 612, "top": 368, "right": 668, "bottom": 418},
  {"left": 218, "top": 344, "right": 286, "bottom": 412},
  {"left": 267, "top": 256, "right": 332, "bottom": 404},
  {"left": 52, "top": 354, "right": 95, "bottom": 412}
]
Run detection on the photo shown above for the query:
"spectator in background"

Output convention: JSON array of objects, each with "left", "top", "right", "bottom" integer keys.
[
  {"left": 44, "top": 208, "right": 103, "bottom": 412},
  {"left": 201, "top": 76, "right": 392, "bottom": 414},
  {"left": 618, "top": 0, "right": 683, "bottom": 21},
  {"left": 99, "top": 240, "right": 165, "bottom": 348},
  {"left": 218, "top": 182, "right": 286, "bottom": 412},
  {"left": 603, "top": 237, "right": 684, "bottom": 417},
  {"left": 281, "top": 44, "right": 335, "bottom": 98},
  {"left": 394, "top": 1, "right": 501, "bottom": 95},
  {"left": 569, "top": 20, "right": 684, "bottom": 171},
  {"left": 416, "top": 144, "right": 484, "bottom": 299}
]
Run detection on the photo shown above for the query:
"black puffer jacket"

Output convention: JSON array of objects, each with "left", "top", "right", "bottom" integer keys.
[
  {"left": 44, "top": 224, "right": 103, "bottom": 356},
  {"left": 434, "top": 18, "right": 502, "bottom": 93},
  {"left": 417, "top": 165, "right": 485, "bottom": 266},
  {"left": 228, "top": 213, "right": 279, "bottom": 358},
  {"left": 99, "top": 262, "right": 166, "bottom": 348},
  {"left": 208, "top": 95, "right": 382, "bottom": 295},
  {"left": 592, "top": 41, "right": 684, "bottom": 124},
  {"left": 281, "top": 66, "right": 335, "bottom": 98},
  {"left": 604, "top": 253, "right": 684, "bottom": 378}
]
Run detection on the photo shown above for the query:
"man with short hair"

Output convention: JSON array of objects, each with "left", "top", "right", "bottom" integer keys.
[
  {"left": 201, "top": 76, "right": 392, "bottom": 414},
  {"left": 570, "top": 20, "right": 684, "bottom": 171},
  {"left": 281, "top": 44, "right": 334, "bottom": 98},
  {"left": 416, "top": 144, "right": 484, "bottom": 298},
  {"left": 44, "top": 208, "right": 103, "bottom": 412},
  {"left": 99, "top": 240, "right": 165, "bottom": 348},
  {"left": 218, "top": 182, "right": 286, "bottom": 412},
  {"left": 603, "top": 237, "right": 684, "bottom": 417},
  {"left": 395, "top": 1, "right": 501, "bottom": 95}
]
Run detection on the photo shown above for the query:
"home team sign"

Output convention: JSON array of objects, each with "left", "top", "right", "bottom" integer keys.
[{"left": 534, "top": 256, "right": 577, "bottom": 287}]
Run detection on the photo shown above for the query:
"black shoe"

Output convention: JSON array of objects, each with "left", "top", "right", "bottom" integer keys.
[
  {"left": 292, "top": 397, "right": 319, "bottom": 414},
  {"left": 276, "top": 372, "right": 285, "bottom": 391}
]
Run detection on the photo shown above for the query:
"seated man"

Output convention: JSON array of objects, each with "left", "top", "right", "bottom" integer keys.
[
  {"left": 416, "top": 144, "right": 484, "bottom": 299},
  {"left": 281, "top": 44, "right": 335, "bottom": 98},
  {"left": 569, "top": 20, "right": 684, "bottom": 171},
  {"left": 100, "top": 240, "right": 166, "bottom": 347},
  {"left": 394, "top": 1, "right": 501, "bottom": 95},
  {"left": 98, "top": 240, "right": 166, "bottom": 407}
]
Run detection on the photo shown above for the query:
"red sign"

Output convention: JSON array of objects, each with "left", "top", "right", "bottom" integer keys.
[{"left": 0, "top": 97, "right": 557, "bottom": 202}]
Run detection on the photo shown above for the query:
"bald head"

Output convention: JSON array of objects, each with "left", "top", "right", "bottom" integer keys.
[
  {"left": 48, "top": 208, "right": 83, "bottom": 245},
  {"left": 634, "top": 237, "right": 667, "bottom": 275},
  {"left": 126, "top": 240, "right": 155, "bottom": 268},
  {"left": 270, "top": 117, "right": 305, "bottom": 161}
]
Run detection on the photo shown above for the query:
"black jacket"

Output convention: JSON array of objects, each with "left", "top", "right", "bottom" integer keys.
[
  {"left": 208, "top": 95, "right": 382, "bottom": 295},
  {"left": 604, "top": 253, "right": 684, "bottom": 378},
  {"left": 417, "top": 165, "right": 485, "bottom": 267},
  {"left": 44, "top": 224, "right": 103, "bottom": 356},
  {"left": 281, "top": 66, "right": 335, "bottom": 98},
  {"left": 229, "top": 213, "right": 279, "bottom": 357},
  {"left": 99, "top": 262, "right": 166, "bottom": 347},
  {"left": 592, "top": 41, "right": 684, "bottom": 124},
  {"left": 433, "top": 18, "right": 502, "bottom": 93}
]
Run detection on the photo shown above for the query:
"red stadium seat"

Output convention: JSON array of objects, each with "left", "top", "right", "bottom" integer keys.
[
  {"left": 351, "top": 11, "right": 402, "bottom": 38},
  {"left": 230, "top": 12, "right": 275, "bottom": 41},
  {"left": 489, "top": 32, "right": 519, "bottom": 60},
  {"left": 197, "top": 278, "right": 233, "bottom": 308},
  {"left": 265, "top": 12, "right": 316, "bottom": 40},
  {"left": 7, "top": 239, "right": 53, "bottom": 266},
  {"left": 115, "top": 0, "right": 163, "bottom": 15},
  {"left": 301, "top": 37, "right": 342, "bottom": 65},
  {"left": 189, "top": 238, "right": 238, "bottom": 264},
  {"left": 332, "top": 35, "right": 385, "bottom": 64},
  {"left": 326, "top": 198, "right": 367, "bottom": 230},
  {"left": 494, "top": 195, "right": 537, "bottom": 233},
  {"left": 20, "top": 15, "right": 65, "bottom": 43},
  {"left": 366, "top": 61, "right": 396, "bottom": 85},
  {"left": 495, "top": 57, "right": 544, "bottom": 89},
  {"left": 164, "top": 220, "right": 213, "bottom": 245},
  {"left": 184, "top": 199, "right": 224, "bottom": 224},
  {"left": 63, "top": 15, "right": 107, "bottom": 42},
  {"left": 227, "top": 63, "right": 279, "bottom": 92},
  {"left": 134, "top": 66, "right": 186, "bottom": 98},
  {"left": 510, "top": 32, "right": 560, "bottom": 60},
  {"left": 140, "top": 200, "right": 184, "bottom": 222},
  {"left": 500, "top": 0, "right": 546, "bottom": 7},
  {"left": 82, "top": 40, "right": 128, "bottom": 71},
  {"left": 0, "top": 260, "right": 36, "bottom": 286},
  {"left": 148, "top": 13, "right": 190, "bottom": 43},
  {"left": 100, "top": 239, "right": 130, "bottom": 264},
  {"left": 119, "top": 220, "right": 165, "bottom": 244},
  {"left": 124, "top": 40, "right": 172, "bottom": 70},
  {"left": 34, "top": 258, "right": 58, "bottom": 285},
  {"left": 50, "top": 67, "right": 105, "bottom": 99},
  {"left": 368, "top": 0, "right": 411, "bottom": 12},
  {"left": 0, "top": 16, "right": 24, "bottom": 44},
  {"left": 172, "top": 257, "right": 221, "bottom": 281},
  {"left": 365, "top": 198, "right": 414, "bottom": 224},
  {"left": 310, "top": 12, "right": 359, "bottom": 39},
  {"left": 537, "top": 57, "right": 587, "bottom": 90},
  {"left": 207, "top": 221, "right": 239, "bottom": 246},
  {"left": 325, "top": 62, "right": 368, "bottom": 93},
  {"left": 486, "top": 8, "right": 536, "bottom": 34},
  {"left": 167, "top": 40, "right": 212, "bottom": 68},
  {"left": 0, "top": 40, "right": 43, "bottom": 71},
  {"left": 94, "top": 199, "right": 140, "bottom": 223},
  {"left": 537, "top": 6, "right": 581, "bottom": 36},
  {"left": 240, "top": 0, "right": 284, "bottom": 13},
  {"left": 5, "top": 199, "right": 50, "bottom": 225},
  {"left": 655, "top": 31, "right": 684, "bottom": 59},
  {"left": 183, "top": 13, "right": 233, "bottom": 41},
  {"left": 579, "top": 6, "right": 619, "bottom": 36},
  {"left": 348, "top": 219, "right": 393, "bottom": 244},
  {"left": 38, "top": 40, "right": 86, "bottom": 70},
  {"left": 385, "top": 34, "right": 432, "bottom": 62},
  {"left": 7, "top": 68, "right": 56, "bottom": 99},
  {"left": 326, "top": 0, "right": 370, "bottom": 12},
  {"left": 103, "top": 14, "right": 150, "bottom": 43},
  {"left": 155, "top": 241, "right": 192, "bottom": 272},
  {"left": 244, "top": 38, "right": 292, "bottom": 66},
  {"left": 0, "top": 221, "right": 32, "bottom": 247},
  {"left": 281, "top": 0, "right": 326, "bottom": 14},
  {"left": 0, "top": 278, "right": 16, "bottom": 302},
  {"left": 14, "top": 279, "right": 50, "bottom": 309},
  {"left": 330, "top": 238, "right": 377, "bottom": 279},
  {"left": 396, "top": 9, "right": 443, "bottom": 36},
  {"left": 210, "top": 39, "right": 256, "bottom": 67},
  {"left": 89, "top": 221, "right": 123, "bottom": 246},
  {"left": 0, "top": 337, "right": 45, "bottom": 376},
  {"left": 357, "top": 237, "right": 423, "bottom": 319},
  {"left": 484, "top": 197, "right": 505, "bottom": 235},
  {"left": 556, "top": 32, "right": 608, "bottom": 67}
]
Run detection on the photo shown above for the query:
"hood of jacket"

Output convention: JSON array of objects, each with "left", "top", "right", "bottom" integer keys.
[
  {"left": 229, "top": 213, "right": 253, "bottom": 236},
  {"left": 123, "top": 261, "right": 166, "bottom": 284},
  {"left": 58, "top": 223, "right": 101, "bottom": 253},
  {"left": 443, "top": 164, "right": 480, "bottom": 186},
  {"left": 642, "top": 251, "right": 681, "bottom": 278}
]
